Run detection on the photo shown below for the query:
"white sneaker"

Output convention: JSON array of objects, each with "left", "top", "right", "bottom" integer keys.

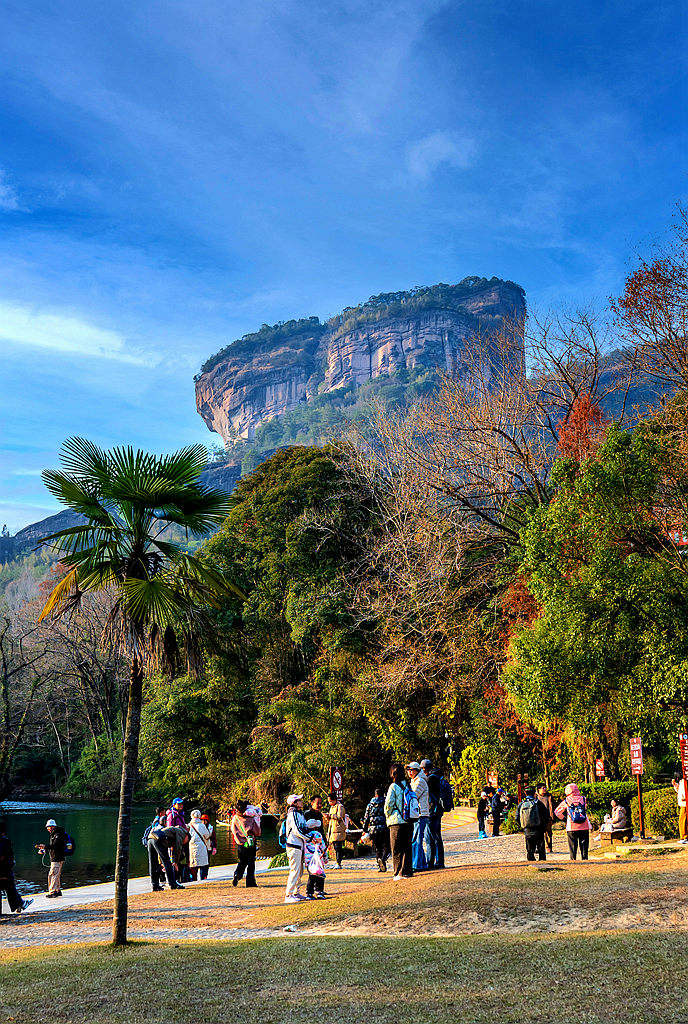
[
  {"left": 393, "top": 874, "right": 402, "bottom": 881},
  {"left": 284, "top": 895, "right": 301, "bottom": 904}
]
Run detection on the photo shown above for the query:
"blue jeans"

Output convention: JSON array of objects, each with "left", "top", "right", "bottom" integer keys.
[
  {"left": 412, "top": 816, "right": 429, "bottom": 870},
  {"left": 426, "top": 813, "right": 444, "bottom": 868}
]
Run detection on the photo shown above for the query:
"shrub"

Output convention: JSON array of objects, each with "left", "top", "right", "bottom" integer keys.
[
  {"left": 578, "top": 781, "right": 663, "bottom": 818},
  {"left": 631, "top": 787, "right": 678, "bottom": 839},
  {"left": 62, "top": 736, "right": 122, "bottom": 799},
  {"left": 502, "top": 810, "right": 520, "bottom": 834}
]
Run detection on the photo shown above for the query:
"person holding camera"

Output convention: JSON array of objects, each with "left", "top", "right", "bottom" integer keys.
[
  {"left": 37, "top": 818, "right": 66, "bottom": 897},
  {"left": 230, "top": 800, "right": 261, "bottom": 887}
]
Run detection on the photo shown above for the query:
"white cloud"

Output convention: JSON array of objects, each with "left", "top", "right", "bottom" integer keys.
[
  {"left": 0, "top": 302, "right": 155, "bottom": 365},
  {"left": 406, "top": 130, "right": 477, "bottom": 181},
  {"left": 0, "top": 169, "right": 21, "bottom": 211}
]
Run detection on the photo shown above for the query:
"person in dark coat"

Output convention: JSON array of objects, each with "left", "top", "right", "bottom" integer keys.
[
  {"left": 362, "top": 787, "right": 391, "bottom": 871},
  {"left": 477, "top": 791, "right": 489, "bottom": 839},
  {"left": 536, "top": 783, "right": 556, "bottom": 853},
  {"left": 0, "top": 819, "right": 32, "bottom": 915},
  {"left": 37, "top": 819, "right": 66, "bottom": 897},
  {"left": 490, "top": 790, "right": 504, "bottom": 837},
  {"left": 518, "top": 786, "right": 551, "bottom": 861}
]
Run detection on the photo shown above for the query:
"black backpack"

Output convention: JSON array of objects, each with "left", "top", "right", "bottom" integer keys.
[{"left": 439, "top": 777, "right": 455, "bottom": 812}]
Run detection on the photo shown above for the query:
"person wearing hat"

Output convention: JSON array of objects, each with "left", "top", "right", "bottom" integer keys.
[
  {"left": 201, "top": 813, "right": 217, "bottom": 860},
  {"left": 0, "top": 819, "right": 33, "bottom": 915},
  {"left": 166, "top": 798, "right": 187, "bottom": 830},
  {"left": 284, "top": 794, "right": 310, "bottom": 903},
  {"left": 37, "top": 819, "right": 66, "bottom": 897},
  {"left": 406, "top": 762, "right": 429, "bottom": 871}
]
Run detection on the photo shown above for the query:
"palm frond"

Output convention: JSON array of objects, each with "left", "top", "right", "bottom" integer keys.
[{"left": 38, "top": 568, "right": 80, "bottom": 621}]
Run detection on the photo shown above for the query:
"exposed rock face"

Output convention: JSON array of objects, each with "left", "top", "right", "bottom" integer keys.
[{"left": 195, "top": 278, "right": 526, "bottom": 444}]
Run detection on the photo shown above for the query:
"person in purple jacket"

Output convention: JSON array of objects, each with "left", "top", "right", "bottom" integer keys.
[{"left": 166, "top": 797, "right": 187, "bottom": 830}]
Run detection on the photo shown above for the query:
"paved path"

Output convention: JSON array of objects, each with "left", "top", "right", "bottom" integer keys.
[{"left": 0, "top": 814, "right": 577, "bottom": 948}]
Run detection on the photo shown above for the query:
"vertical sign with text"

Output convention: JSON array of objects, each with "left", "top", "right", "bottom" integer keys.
[
  {"left": 330, "top": 766, "right": 344, "bottom": 801},
  {"left": 595, "top": 759, "right": 606, "bottom": 779},
  {"left": 629, "top": 737, "right": 644, "bottom": 775}
]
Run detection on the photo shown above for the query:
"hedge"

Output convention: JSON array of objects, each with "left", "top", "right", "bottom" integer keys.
[{"left": 630, "top": 787, "right": 679, "bottom": 839}]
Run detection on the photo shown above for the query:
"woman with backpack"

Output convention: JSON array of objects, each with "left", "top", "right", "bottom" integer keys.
[
  {"left": 555, "top": 783, "right": 591, "bottom": 860},
  {"left": 362, "top": 786, "right": 390, "bottom": 872},
  {"left": 384, "top": 762, "right": 413, "bottom": 880},
  {"left": 230, "top": 800, "right": 261, "bottom": 887}
]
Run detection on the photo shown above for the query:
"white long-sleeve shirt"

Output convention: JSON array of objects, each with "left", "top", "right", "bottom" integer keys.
[{"left": 411, "top": 773, "right": 430, "bottom": 817}]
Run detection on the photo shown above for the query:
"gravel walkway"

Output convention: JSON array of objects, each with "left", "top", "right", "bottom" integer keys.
[{"left": 0, "top": 816, "right": 581, "bottom": 949}]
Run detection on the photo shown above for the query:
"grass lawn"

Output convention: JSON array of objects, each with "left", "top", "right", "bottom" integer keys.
[{"left": 0, "top": 931, "right": 684, "bottom": 1024}]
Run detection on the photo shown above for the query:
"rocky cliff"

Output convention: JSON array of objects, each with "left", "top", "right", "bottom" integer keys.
[{"left": 195, "top": 277, "right": 526, "bottom": 443}]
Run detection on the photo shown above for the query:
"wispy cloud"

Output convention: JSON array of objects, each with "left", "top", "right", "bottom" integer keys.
[
  {"left": 0, "top": 303, "right": 156, "bottom": 365},
  {"left": 406, "top": 131, "right": 477, "bottom": 181},
  {"left": 0, "top": 169, "right": 22, "bottom": 211}
]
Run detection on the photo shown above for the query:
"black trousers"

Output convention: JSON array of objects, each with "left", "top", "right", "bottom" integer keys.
[
  {"left": 372, "top": 829, "right": 390, "bottom": 865},
  {"left": 306, "top": 871, "right": 325, "bottom": 895},
  {"left": 567, "top": 831, "right": 589, "bottom": 860},
  {"left": 147, "top": 837, "right": 176, "bottom": 888},
  {"left": 525, "top": 832, "right": 546, "bottom": 861},
  {"left": 234, "top": 843, "right": 257, "bottom": 886},
  {"left": 492, "top": 816, "right": 500, "bottom": 836},
  {"left": 389, "top": 822, "right": 413, "bottom": 877},
  {"left": 331, "top": 840, "right": 344, "bottom": 866},
  {"left": 428, "top": 813, "right": 444, "bottom": 868},
  {"left": 0, "top": 872, "right": 23, "bottom": 913}
]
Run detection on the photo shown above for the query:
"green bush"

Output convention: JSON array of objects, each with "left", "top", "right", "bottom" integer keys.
[
  {"left": 268, "top": 851, "right": 288, "bottom": 868},
  {"left": 62, "top": 736, "right": 122, "bottom": 799},
  {"left": 631, "top": 787, "right": 678, "bottom": 839},
  {"left": 502, "top": 810, "right": 520, "bottom": 834},
  {"left": 578, "top": 781, "right": 663, "bottom": 818}
]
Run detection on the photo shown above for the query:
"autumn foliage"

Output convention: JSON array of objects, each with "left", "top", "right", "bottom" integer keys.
[{"left": 556, "top": 392, "right": 608, "bottom": 463}]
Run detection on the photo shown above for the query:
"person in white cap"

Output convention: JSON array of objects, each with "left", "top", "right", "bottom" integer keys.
[
  {"left": 406, "top": 762, "right": 429, "bottom": 871},
  {"left": 37, "top": 819, "right": 67, "bottom": 897},
  {"left": 284, "top": 795, "right": 310, "bottom": 904}
]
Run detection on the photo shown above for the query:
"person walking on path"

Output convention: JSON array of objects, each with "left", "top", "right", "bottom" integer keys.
[
  {"left": 37, "top": 819, "right": 66, "bottom": 898},
  {"left": 536, "top": 784, "right": 555, "bottom": 853},
  {"left": 188, "top": 809, "right": 213, "bottom": 881},
  {"left": 490, "top": 789, "right": 504, "bottom": 837},
  {"left": 477, "top": 791, "right": 489, "bottom": 839},
  {"left": 517, "top": 786, "right": 550, "bottom": 861},
  {"left": 230, "top": 801, "right": 260, "bottom": 887},
  {"left": 145, "top": 810, "right": 182, "bottom": 891},
  {"left": 326, "top": 792, "right": 347, "bottom": 869},
  {"left": 672, "top": 772, "right": 687, "bottom": 842},
  {"left": 362, "top": 787, "right": 390, "bottom": 871},
  {"left": 0, "top": 819, "right": 32, "bottom": 915},
  {"left": 425, "top": 761, "right": 452, "bottom": 869},
  {"left": 385, "top": 763, "right": 413, "bottom": 880},
  {"left": 284, "top": 794, "right": 310, "bottom": 903},
  {"left": 555, "top": 783, "right": 591, "bottom": 860},
  {"left": 407, "top": 761, "right": 429, "bottom": 870}
]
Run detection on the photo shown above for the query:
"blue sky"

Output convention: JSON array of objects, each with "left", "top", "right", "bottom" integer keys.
[{"left": 1, "top": 0, "right": 686, "bottom": 531}]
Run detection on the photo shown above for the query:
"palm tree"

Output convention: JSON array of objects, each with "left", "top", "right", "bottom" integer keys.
[{"left": 38, "top": 438, "right": 241, "bottom": 945}]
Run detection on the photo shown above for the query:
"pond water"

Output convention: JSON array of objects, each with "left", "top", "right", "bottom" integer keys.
[{"left": 0, "top": 800, "right": 280, "bottom": 895}]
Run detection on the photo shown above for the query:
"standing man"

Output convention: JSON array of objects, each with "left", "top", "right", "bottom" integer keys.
[
  {"left": 536, "top": 783, "right": 556, "bottom": 853},
  {"left": 407, "top": 761, "right": 429, "bottom": 871},
  {"left": 284, "top": 794, "right": 310, "bottom": 903},
  {"left": 362, "top": 787, "right": 390, "bottom": 871},
  {"left": 490, "top": 789, "right": 503, "bottom": 837},
  {"left": 424, "top": 760, "right": 449, "bottom": 870},
  {"left": 517, "top": 786, "right": 549, "bottom": 861},
  {"left": 0, "top": 819, "right": 33, "bottom": 915},
  {"left": 38, "top": 819, "right": 66, "bottom": 898},
  {"left": 672, "top": 772, "right": 687, "bottom": 843},
  {"left": 327, "top": 792, "right": 347, "bottom": 869}
]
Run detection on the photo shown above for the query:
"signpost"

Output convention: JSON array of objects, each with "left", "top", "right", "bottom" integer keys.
[
  {"left": 517, "top": 772, "right": 529, "bottom": 801},
  {"left": 680, "top": 735, "right": 688, "bottom": 834},
  {"left": 629, "top": 737, "right": 645, "bottom": 838},
  {"left": 330, "top": 766, "right": 344, "bottom": 801},
  {"left": 486, "top": 770, "right": 499, "bottom": 789},
  {"left": 595, "top": 759, "right": 606, "bottom": 780}
]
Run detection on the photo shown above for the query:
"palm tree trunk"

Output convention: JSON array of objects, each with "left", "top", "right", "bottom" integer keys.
[{"left": 112, "top": 652, "right": 144, "bottom": 946}]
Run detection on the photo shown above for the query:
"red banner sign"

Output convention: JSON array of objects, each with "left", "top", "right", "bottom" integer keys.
[
  {"left": 595, "top": 758, "right": 605, "bottom": 779},
  {"left": 680, "top": 735, "right": 688, "bottom": 777},
  {"left": 629, "top": 737, "right": 644, "bottom": 776},
  {"left": 486, "top": 770, "right": 499, "bottom": 788}
]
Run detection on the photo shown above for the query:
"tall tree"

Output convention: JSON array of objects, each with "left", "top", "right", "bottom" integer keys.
[{"left": 38, "top": 438, "right": 237, "bottom": 946}]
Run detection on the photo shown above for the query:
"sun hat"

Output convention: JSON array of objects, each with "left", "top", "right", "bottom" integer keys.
[
  {"left": 420, "top": 758, "right": 432, "bottom": 769},
  {"left": 406, "top": 761, "right": 421, "bottom": 771},
  {"left": 45, "top": 819, "right": 57, "bottom": 827},
  {"left": 190, "top": 809, "right": 201, "bottom": 819},
  {"left": 172, "top": 797, "right": 184, "bottom": 807},
  {"left": 201, "top": 813, "right": 211, "bottom": 822},
  {"left": 286, "top": 793, "right": 304, "bottom": 807}
]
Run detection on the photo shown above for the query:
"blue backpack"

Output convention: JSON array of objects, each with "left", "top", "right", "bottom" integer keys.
[
  {"left": 278, "top": 818, "right": 287, "bottom": 848},
  {"left": 569, "top": 799, "right": 587, "bottom": 825},
  {"left": 402, "top": 786, "right": 420, "bottom": 821}
]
